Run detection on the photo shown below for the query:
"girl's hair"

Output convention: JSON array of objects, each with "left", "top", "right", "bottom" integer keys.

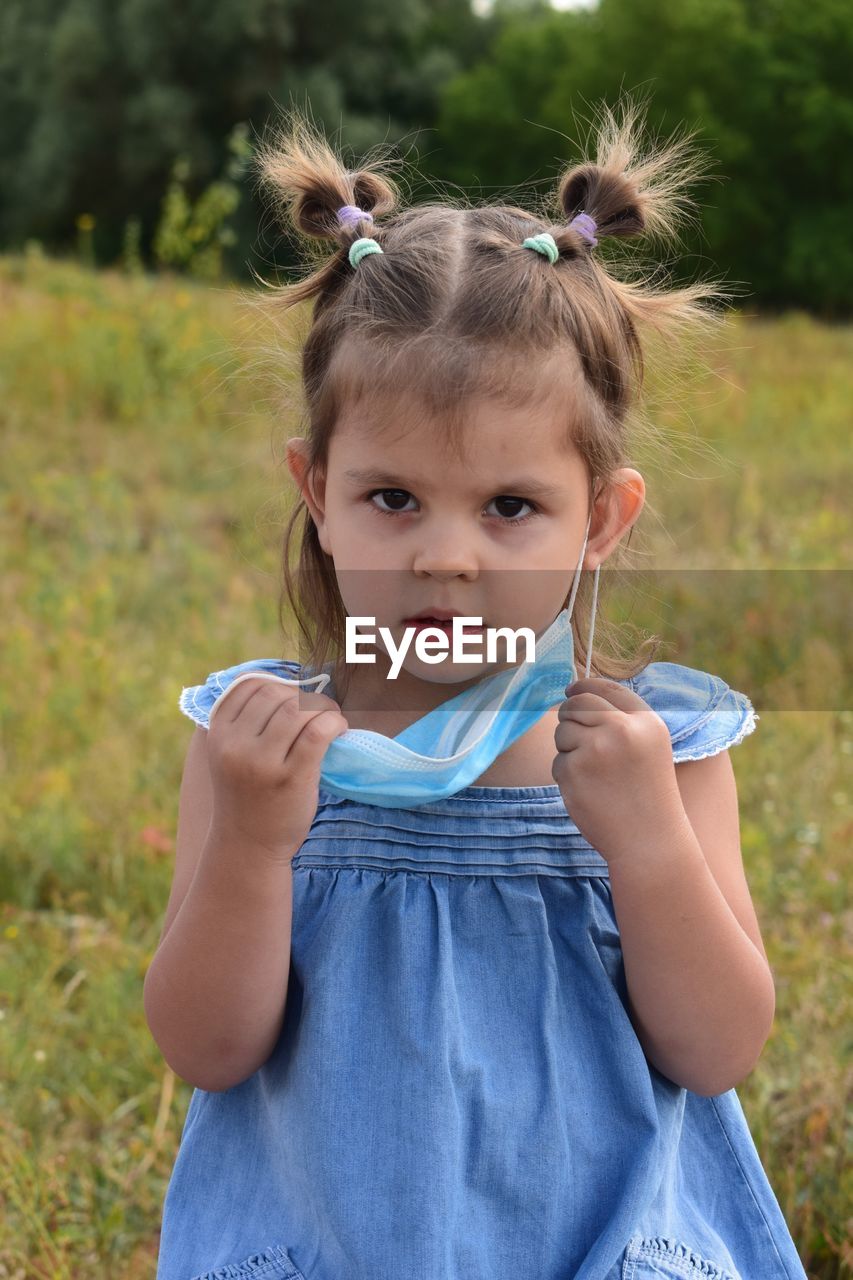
[{"left": 249, "top": 93, "right": 733, "bottom": 697}]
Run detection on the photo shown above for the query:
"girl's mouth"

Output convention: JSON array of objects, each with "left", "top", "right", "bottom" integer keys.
[{"left": 403, "top": 618, "right": 484, "bottom": 636}]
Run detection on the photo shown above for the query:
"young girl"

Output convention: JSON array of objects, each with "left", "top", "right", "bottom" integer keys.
[{"left": 146, "top": 100, "right": 808, "bottom": 1280}]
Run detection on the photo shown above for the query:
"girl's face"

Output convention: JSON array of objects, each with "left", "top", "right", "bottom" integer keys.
[{"left": 287, "top": 393, "right": 644, "bottom": 711}]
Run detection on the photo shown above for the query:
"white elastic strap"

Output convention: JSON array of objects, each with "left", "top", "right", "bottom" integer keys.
[
  {"left": 566, "top": 507, "right": 592, "bottom": 620},
  {"left": 569, "top": 499, "right": 598, "bottom": 679},
  {"left": 207, "top": 669, "right": 330, "bottom": 728},
  {"left": 584, "top": 563, "right": 600, "bottom": 678}
]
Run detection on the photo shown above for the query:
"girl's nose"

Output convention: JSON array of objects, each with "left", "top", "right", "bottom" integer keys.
[{"left": 411, "top": 526, "right": 479, "bottom": 577}]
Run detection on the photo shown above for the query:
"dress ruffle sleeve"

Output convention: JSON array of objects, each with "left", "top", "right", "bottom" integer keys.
[
  {"left": 177, "top": 658, "right": 309, "bottom": 729},
  {"left": 627, "top": 660, "right": 760, "bottom": 762}
]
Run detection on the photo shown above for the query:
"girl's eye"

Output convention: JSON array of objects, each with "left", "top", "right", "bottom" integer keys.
[
  {"left": 368, "top": 489, "right": 415, "bottom": 514},
  {"left": 366, "top": 490, "right": 538, "bottom": 524},
  {"left": 486, "top": 496, "right": 537, "bottom": 523}
]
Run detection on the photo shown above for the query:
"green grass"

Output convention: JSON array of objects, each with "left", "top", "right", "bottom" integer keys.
[{"left": 0, "top": 250, "right": 850, "bottom": 1278}]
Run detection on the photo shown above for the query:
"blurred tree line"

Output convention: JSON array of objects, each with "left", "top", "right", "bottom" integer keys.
[{"left": 1, "top": 0, "right": 850, "bottom": 314}]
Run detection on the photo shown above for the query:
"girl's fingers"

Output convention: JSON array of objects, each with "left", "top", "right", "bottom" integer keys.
[
  {"left": 209, "top": 673, "right": 304, "bottom": 728},
  {"left": 564, "top": 678, "right": 645, "bottom": 715},
  {"left": 554, "top": 720, "right": 586, "bottom": 752},
  {"left": 282, "top": 708, "right": 349, "bottom": 778},
  {"left": 213, "top": 676, "right": 340, "bottom": 741},
  {"left": 557, "top": 692, "right": 614, "bottom": 725}
]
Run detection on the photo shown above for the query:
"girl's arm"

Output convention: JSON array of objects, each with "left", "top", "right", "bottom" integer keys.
[
  {"left": 607, "top": 750, "right": 776, "bottom": 1097},
  {"left": 143, "top": 730, "right": 296, "bottom": 1093}
]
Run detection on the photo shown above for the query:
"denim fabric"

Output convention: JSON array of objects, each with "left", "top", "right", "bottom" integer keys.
[{"left": 156, "top": 662, "right": 806, "bottom": 1280}]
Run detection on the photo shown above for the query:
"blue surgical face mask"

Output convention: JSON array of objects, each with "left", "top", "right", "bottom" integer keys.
[{"left": 209, "top": 511, "right": 599, "bottom": 809}]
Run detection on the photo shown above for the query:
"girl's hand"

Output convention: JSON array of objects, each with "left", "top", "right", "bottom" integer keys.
[
  {"left": 551, "top": 677, "right": 686, "bottom": 865},
  {"left": 206, "top": 677, "right": 349, "bottom": 863}
]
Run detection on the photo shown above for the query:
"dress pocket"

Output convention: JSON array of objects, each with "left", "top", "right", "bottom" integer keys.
[
  {"left": 622, "top": 1235, "right": 741, "bottom": 1280},
  {"left": 190, "top": 1243, "right": 307, "bottom": 1280}
]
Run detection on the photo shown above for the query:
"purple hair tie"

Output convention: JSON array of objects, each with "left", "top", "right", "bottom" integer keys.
[
  {"left": 337, "top": 205, "right": 374, "bottom": 228},
  {"left": 569, "top": 212, "right": 598, "bottom": 247}
]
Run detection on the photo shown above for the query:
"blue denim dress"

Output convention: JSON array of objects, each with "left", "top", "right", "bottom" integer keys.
[{"left": 155, "top": 659, "right": 807, "bottom": 1280}]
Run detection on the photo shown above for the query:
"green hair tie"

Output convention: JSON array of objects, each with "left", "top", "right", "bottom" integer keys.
[
  {"left": 522, "top": 232, "right": 559, "bottom": 264},
  {"left": 348, "top": 237, "right": 384, "bottom": 268}
]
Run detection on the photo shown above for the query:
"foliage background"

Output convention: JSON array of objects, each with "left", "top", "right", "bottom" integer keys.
[{"left": 2, "top": 0, "right": 852, "bottom": 312}]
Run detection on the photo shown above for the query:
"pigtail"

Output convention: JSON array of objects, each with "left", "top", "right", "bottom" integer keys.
[
  {"left": 251, "top": 106, "right": 402, "bottom": 309},
  {"left": 536, "top": 95, "right": 734, "bottom": 392},
  {"left": 556, "top": 96, "right": 710, "bottom": 249}
]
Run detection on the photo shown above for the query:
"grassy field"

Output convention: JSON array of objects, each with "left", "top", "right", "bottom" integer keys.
[{"left": 0, "top": 249, "right": 849, "bottom": 1278}]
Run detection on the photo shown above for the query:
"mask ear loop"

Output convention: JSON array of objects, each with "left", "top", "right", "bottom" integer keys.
[
  {"left": 565, "top": 491, "right": 600, "bottom": 679},
  {"left": 584, "top": 564, "right": 600, "bottom": 677}
]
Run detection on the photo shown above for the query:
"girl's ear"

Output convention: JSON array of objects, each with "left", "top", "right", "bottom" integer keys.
[
  {"left": 286, "top": 437, "right": 331, "bottom": 553},
  {"left": 585, "top": 469, "right": 645, "bottom": 568}
]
